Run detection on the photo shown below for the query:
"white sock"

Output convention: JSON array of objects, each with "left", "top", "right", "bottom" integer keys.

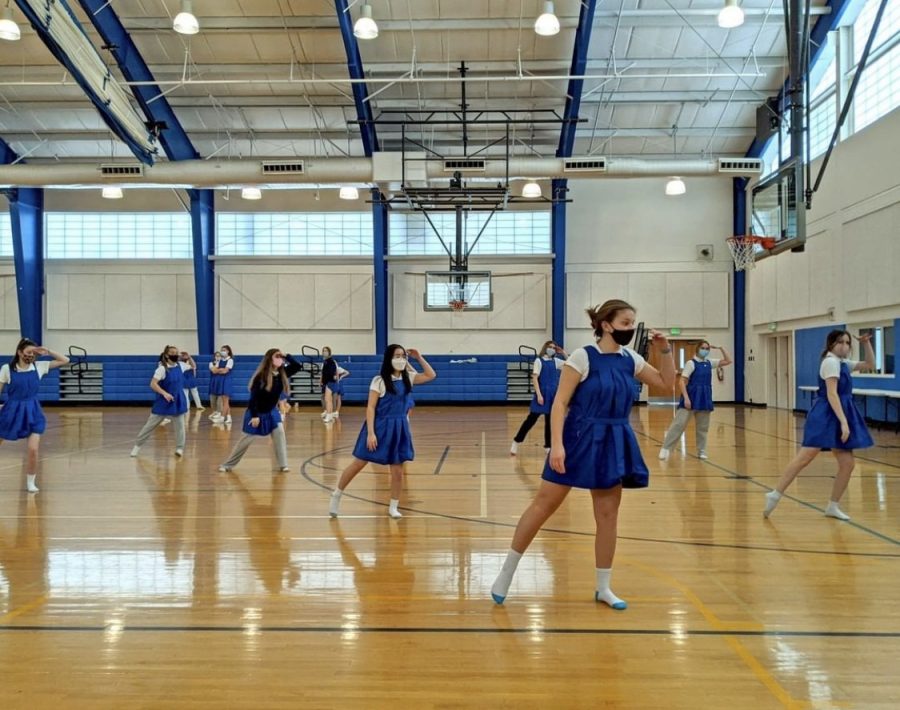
[
  {"left": 763, "top": 489, "right": 782, "bottom": 518},
  {"left": 26, "top": 474, "right": 39, "bottom": 493},
  {"left": 825, "top": 501, "right": 851, "bottom": 521},
  {"left": 329, "top": 489, "right": 343, "bottom": 517},
  {"left": 388, "top": 498, "right": 402, "bottom": 518},
  {"left": 595, "top": 568, "right": 626, "bottom": 609},
  {"left": 491, "top": 549, "right": 523, "bottom": 601}
]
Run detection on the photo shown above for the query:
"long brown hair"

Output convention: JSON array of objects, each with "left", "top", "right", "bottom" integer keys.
[
  {"left": 249, "top": 348, "right": 289, "bottom": 392},
  {"left": 820, "top": 330, "right": 851, "bottom": 360},
  {"left": 538, "top": 340, "right": 556, "bottom": 357},
  {"left": 585, "top": 299, "right": 635, "bottom": 338},
  {"left": 11, "top": 338, "right": 37, "bottom": 368}
]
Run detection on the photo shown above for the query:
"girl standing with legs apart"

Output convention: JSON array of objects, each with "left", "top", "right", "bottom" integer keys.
[
  {"left": 320, "top": 347, "right": 351, "bottom": 424},
  {"left": 0, "top": 339, "right": 69, "bottom": 492},
  {"left": 510, "top": 341, "right": 567, "bottom": 456},
  {"left": 219, "top": 349, "right": 303, "bottom": 473},
  {"left": 491, "top": 300, "right": 675, "bottom": 609},
  {"left": 764, "top": 330, "right": 874, "bottom": 520},
  {"left": 658, "top": 341, "right": 732, "bottom": 460},
  {"left": 131, "top": 345, "right": 191, "bottom": 458},
  {"left": 329, "top": 345, "right": 436, "bottom": 519}
]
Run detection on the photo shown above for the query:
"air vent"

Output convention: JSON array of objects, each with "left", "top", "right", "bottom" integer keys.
[
  {"left": 443, "top": 159, "right": 485, "bottom": 172},
  {"left": 100, "top": 163, "right": 143, "bottom": 178},
  {"left": 262, "top": 160, "right": 305, "bottom": 175},
  {"left": 563, "top": 158, "right": 607, "bottom": 172},
  {"left": 718, "top": 158, "right": 763, "bottom": 174}
]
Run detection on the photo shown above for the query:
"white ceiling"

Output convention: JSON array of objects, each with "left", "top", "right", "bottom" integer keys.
[{"left": 0, "top": 0, "right": 827, "bottom": 162}]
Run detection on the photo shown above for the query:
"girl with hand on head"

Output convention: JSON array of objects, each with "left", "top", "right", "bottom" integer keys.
[
  {"left": 0, "top": 339, "right": 70, "bottom": 492},
  {"left": 328, "top": 345, "right": 436, "bottom": 520}
]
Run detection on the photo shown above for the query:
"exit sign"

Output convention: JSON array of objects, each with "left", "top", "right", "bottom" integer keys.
[{"left": 669, "top": 327, "right": 682, "bottom": 335}]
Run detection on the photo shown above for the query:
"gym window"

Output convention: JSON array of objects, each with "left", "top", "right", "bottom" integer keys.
[
  {"left": 216, "top": 212, "right": 373, "bottom": 256},
  {"left": 45, "top": 213, "right": 192, "bottom": 259}
]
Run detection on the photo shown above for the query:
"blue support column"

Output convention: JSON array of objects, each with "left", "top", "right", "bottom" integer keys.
[
  {"left": 552, "top": 0, "right": 598, "bottom": 344},
  {"left": 551, "top": 180, "right": 566, "bottom": 345},
  {"left": 7, "top": 188, "right": 44, "bottom": 341},
  {"left": 733, "top": 178, "right": 748, "bottom": 402},
  {"left": 190, "top": 190, "right": 215, "bottom": 354},
  {"left": 372, "top": 190, "right": 388, "bottom": 353}
]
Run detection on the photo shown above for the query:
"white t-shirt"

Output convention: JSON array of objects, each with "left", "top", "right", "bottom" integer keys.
[
  {"left": 681, "top": 357, "right": 722, "bottom": 380},
  {"left": 0, "top": 361, "right": 51, "bottom": 383},
  {"left": 154, "top": 361, "right": 192, "bottom": 381},
  {"left": 564, "top": 344, "right": 645, "bottom": 383},
  {"left": 820, "top": 353, "right": 859, "bottom": 380},
  {"left": 369, "top": 370, "right": 418, "bottom": 397},
  {"left": 209, "top": 357, "right": 234, "bottom": 373},
  {"left": 532, "top": 356, "right": 565, "bottom": 377}
]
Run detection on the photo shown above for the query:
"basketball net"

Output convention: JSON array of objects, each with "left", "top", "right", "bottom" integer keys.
[{"left": 726, "top": 236, "right": 776, "bottom": 271}]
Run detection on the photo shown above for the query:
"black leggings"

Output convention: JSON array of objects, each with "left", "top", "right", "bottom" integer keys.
[{"left": 514, "top": 412, "right": 551, "bottom": 448}]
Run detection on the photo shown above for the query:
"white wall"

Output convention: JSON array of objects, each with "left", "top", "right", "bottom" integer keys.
[
  {"left": 565, "top": 177, "right": 736, "bottom": 400},
  {"left": 0, "top": 262, "right": 20, "bottom": 339},
  {"left": 745, "top": 107, "right": 900, "bottom": 404}
]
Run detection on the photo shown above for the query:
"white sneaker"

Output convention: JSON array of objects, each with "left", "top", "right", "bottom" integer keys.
[
  {"left": 224, "top": 415, "right": 232, "bottom": 425},
  {"left": 323, "top": 414, "right": 334, "bottom": 424},
  {"left": 329, "top": 490, "right": 342, "bottom": 518},
  {"left": 510, "top": 441, "right": 519, "bottom": 456},
  {"left": 210, "top": 412, "right": 222, "bottom": 421},
  {"left": 658, "top": 448, "right": 669, "bottom": 461},
  {"left": 698, "top": 451, "right": 708, "bottom": 460},
  {"left": 174, "top": 448, "right": 184, "bottom": 458},
  {"left": 161, "top": 418, "right": 171, "bottom": 426},
  {"left": 279, "top": 466, "right": 291, "bottom": 473},
  {"left": 26, "top": 476, "right": 39, "bottom": 493},
  {"left": 197, "top": 406, "right": 206, "bottom": 412},
  {"left": 333, "top": 412, "right": 340, "bottom": 419},
  {"left": 824, "top": 502, "right": 851, "bottom": 521},
  {"left": 218, "top": 465, "right": 231, "bottom": 473},
  {"left": 388, "top": 507, "right": 403, "bottom": 519},
  {"left": 320, "top": 411, "right": 328, "bottom": 419},
  {"left": 130, "top": 445, "right": 141, "bottom": 457}
]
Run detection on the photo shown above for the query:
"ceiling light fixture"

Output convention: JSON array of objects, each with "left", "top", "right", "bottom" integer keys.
[
  {"left": 241, "top": 187, "right": 262, "bottom": 200},
  {"left": 717, "top": 0, "right": 745, "bottom": 29},
  {"left": 0, "top": 5, "right": 21, "bottom": 42},
  {"left": 522, "top": 180, "right": 543, "bottom": 199},
  {"left": 173, "top": 0, "right": 199, "bottom": 35},
  {"left": 339, "top": 186, "right": 359, "bottom": 200},
  {"left": 353, "top": 3, "right": 378, "bottom": 40},
  {"left": 534, "top": 1, "right": 560, "bottom": 36},
  {"left": 102, "top": 186, "right": 124, "bottom": 199}
]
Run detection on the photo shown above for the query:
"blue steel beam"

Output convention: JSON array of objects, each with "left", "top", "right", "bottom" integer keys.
[
  {"left": 76, "top": 0, "right": 199, "bottom": 161},
  {"left": 189, "top": 190, "right": 215, "bottom": 354},
  {"left": 372, "top": 189, "right": 388, "bottom": 354},
  {"left": 1, "top": 137, "right": 44, "bottom": 341},
  {"left": 334, "top": 0, "right": 379, "bottom": 156},
  {"left": 553, "top": 0, "right": 599, "bottom": 344},
  {"left": 733, "top": 178, "right": 748, "bottom": 402},
  {"left": 76, "top": 1, "right": 211, "bottom": 353}
]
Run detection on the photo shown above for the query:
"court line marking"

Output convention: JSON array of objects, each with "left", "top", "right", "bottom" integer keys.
[
  {"left": 0, "top": 624, "right": 898, "bottom": 637},
  {"left": 432, "top": 446, "right": 450, "bottom": 475},
  {"left": 0, "top": 595, "right": 48, "bottom": 624}
]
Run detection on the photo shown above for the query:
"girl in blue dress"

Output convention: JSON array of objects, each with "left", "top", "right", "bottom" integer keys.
[
  {"left": 658, "top": 341, "right": 732, "bottom": 460},
  {"left": 320, "top": 346, "right": 351, "bottom": 424},
  {"left": 219, "top": 349, "right": 303, "bottom": 473},
  {"left": 329, "top": 345, "right": 436, "bottom": 519},
  {"left": 0, "top": 338, "right": 70, "bottom": 492},
  {"left": 491, "top": 300, "right": 675, "bottom": 609},
  {"left": 510, "top": 340, "right": 567, "bottom": 456},
  {"left": 209, "top": 345, "right": 235, "bottom": 424},
  {"left": 131, "top": 345, "right": 192, "bottom": 458},
  {"left": 764, "top": 330, "right": 875, "bottom": 521},
  {"left": 180, "top": 351, "right": 204, "bottom": 411}
]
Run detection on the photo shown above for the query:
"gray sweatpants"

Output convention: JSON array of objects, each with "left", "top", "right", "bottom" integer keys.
[
  {"left": 661, "top": 409, "right": 711, "bottom": 452},
  {"left": 136, "top": 413, "right": 186, "bottom": 449},
  {"left": 221, "top": 423, "right": 289, "bottom": 469},
  {"left": 183, "top": 387, "right": 203, "bottom": 408}
]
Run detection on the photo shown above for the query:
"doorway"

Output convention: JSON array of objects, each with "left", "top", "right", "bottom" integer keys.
[
  {"left": 766, "top": 334, "right": 793, "bottom": 409},
  {"left": 647, "top": 339, "right": 702, "bottom": 402}
]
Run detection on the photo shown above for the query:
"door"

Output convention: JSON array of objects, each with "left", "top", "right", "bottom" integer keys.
[
  {"left": 647, "top": 339, "right": 701, "bottom": 402},
  {"left": 768, "top": 334, "right": 794, "bottom": 409}
]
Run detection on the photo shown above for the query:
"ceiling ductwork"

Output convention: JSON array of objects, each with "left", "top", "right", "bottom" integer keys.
[{"left": 0, "top": 155, "right": 761, "bottom": 189}]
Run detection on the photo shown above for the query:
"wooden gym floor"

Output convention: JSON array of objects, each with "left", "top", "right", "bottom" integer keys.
[{"left": 0, "top": 404, "right": 898, "bottom": 709}]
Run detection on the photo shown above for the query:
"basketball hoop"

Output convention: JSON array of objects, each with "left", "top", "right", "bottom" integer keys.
[
  {"left": 726, "top": 235, "right": 777, "bottom": 271},
  {"left": 449, "top": 299, "right": 468, "bottom": 312}
]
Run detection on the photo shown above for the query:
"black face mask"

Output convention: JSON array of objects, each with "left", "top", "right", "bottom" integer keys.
[
  {"left": 610, "top": 328, "right": 635, "bottom": 346},
  {"left": 167, "top": 354, "right": 179, "bottom": 363}
]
